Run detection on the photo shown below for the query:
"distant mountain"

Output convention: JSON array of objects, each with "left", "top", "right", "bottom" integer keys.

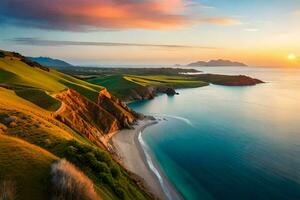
[
  {"left": 27, "top": 56, "right": 73, "bottom": 67},
  {"left": 187, "top": 59, "right": 247, "bottom": 67}
]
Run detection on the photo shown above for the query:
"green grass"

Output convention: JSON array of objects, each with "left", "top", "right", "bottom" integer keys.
[
  {"left": 124, "top": 75, "right": 208, "bottom": 88},
  {"left": 15, "top": 89, "right": 61, "bottom": 111},
  {"left": 0, "top": 58, "right": 103, "bottom": 103},
  {"left": 0, "top": 87, "right": 153, "bottom": 200},
  {"left": 58, "top": 140, "right": 153, "bottom": 200},
  {"left": 88, "top": 75, "right": 140, "bottom": 98},
  {"left": 88, "top": 74, "right": 208, "bottom": 99}
]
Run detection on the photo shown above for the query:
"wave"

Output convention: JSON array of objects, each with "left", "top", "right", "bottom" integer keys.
[
  {"left": 152, "top": 113, "right": 194, "bottom": 127},
  {"left": 138, "top": 131, "right": 173, "bottom": 200}
]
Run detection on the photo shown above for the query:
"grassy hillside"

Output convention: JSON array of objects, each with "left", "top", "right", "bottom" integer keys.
[
  {"left": 0, "top": 135, "right": 57, "bottom": 200},
  {"left": 15, "top": 89, "right": 61, "bottom": 111},
  {"left": 0, "top": 50, "right": 154, "bottom": 200},
  {"left": 0, "top": 83, "right": 152, "bottom": 200},
  {"left": 88, "top": 75, "right": 140, "bottom": 98},
  {"left": 0, "top": 52, "right": 103, "bottom": 107},
  {"left": 88, "top": 74, "right": 208, "bottom": 99},
  {"left": 63, "top": 66, "right": 262, "bottom": 101}
]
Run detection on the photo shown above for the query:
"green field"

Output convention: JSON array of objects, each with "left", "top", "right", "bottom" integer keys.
[
  {"left": 88, "top": 74, "right": 208, "bottom": 99},
  {"left": 0, "top": 55, "right": 103, "bottom": 109},
  {"left": 88, "top": 75, "right": 140, "bottom": 98},
  {"left": 124, "top": 75, "right": 208, "bottom": 87},
  {"left": 15, "top": 89, "right": 61, "bottom": 111}
]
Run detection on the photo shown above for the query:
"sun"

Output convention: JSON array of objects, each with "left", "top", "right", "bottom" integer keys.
[{"left": 288, "top": 53, "right": 297, "bottom": 61}]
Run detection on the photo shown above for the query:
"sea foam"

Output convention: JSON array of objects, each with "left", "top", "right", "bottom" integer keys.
[{"left": 138, "top": 131, "right": 173, "bottom": 200}]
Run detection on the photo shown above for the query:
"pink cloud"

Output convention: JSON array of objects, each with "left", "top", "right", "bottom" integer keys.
[
  {"left": 0, "top": 0, "right": 240, "bottom": 30},
  {"left": 1, "top": 0, "right": 189, "bottom": 30}
]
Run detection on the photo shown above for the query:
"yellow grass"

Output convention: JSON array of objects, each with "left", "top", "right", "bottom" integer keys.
[{"left": 0, "top": 135, "right": 57, "bottom": 200}]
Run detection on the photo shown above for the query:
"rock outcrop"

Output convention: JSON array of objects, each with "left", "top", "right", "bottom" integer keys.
[
  {"left": 123, "top": 85, "right": 178, "bottom": 102},
  {"left": 54, "top": 89, "right": 141, "bottom": 146},
  {"left": 196, "top": 74, "right": 264, "bottom": 86}
]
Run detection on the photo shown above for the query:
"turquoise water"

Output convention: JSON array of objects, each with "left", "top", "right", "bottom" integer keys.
[{"left": 129, "top": 67, "right": 300, "bottom": 200}]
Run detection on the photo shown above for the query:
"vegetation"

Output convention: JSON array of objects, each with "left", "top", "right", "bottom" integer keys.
[
  {"left": 0, "top": 134, "right": 57, "bottom": 200},
  {"left": 60, "top": 66, "right": 200, "bottom": 76},
  {"left": 0, "top": 51, "right": 5, "bottom": 58},
  {"left": 124, "top": 75, "right": 208, "bottom": 87},
  {"left": 88, "top": 75, "right": 140, "bottom": 98},
  {"left": 0, "top": 50, "right": 154, "bottom": 200},
  {"left": 0, "top": 179, "right": 17, "bottom": 200},
  {"left": 15, "top": 89, "right": 61, "bottom": 111},
  {"left": 51, "top": 159, "right": 99, "bottom": 200},
  {"left": 87, "top": 74, "right": 208, "bottom": 99},
  {"left": 0, "top": 86, "right": 153, "bottom": 200},
  {"left": 0, "top": 52, "right": 103, "bottom": 103},
  {"left": 59, "top": 140, "right": 152, "bottom": 200}
]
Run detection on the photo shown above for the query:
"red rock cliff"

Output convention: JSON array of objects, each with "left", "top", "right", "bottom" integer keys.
[{"left": 54, "top": 89, "right": 140, "bottom": 146}]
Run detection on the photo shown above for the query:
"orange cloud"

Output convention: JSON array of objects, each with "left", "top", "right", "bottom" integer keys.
[
  {"left": 0, "top": 0, "right": 240, "bottom": 30},
  {"left": 0, "top": 0, "right": 190, "bottom": 30}
]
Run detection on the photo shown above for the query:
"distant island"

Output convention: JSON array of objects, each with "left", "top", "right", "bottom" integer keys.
[
  {"left": 27, "top": 56, "right": 73, "bottom": 68},
  {"left": 187, "top": 59, "right": 247, "bottom": 67}
]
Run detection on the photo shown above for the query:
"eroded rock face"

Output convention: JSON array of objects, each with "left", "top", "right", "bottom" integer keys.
[
  {"left": 156, "top": 86, "right": 177, "bottom": 96},
  {"left": 123, "top": 85, "right": 178, "bottom": 102},
  {"left": 97, "top": 88, "right": 141, "bottom": 128},
  {"left": 54, "top": 89, "right": 139, "bottom": 146}
]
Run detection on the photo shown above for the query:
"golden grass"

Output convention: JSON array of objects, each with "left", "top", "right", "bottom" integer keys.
[
  {"left": 0, "top": 179, "right": 17, "bottom": 200},
  {"left": 51, "top": 159, "right": 100, "bottom": 200},
  {"left": 124, "top": 75, "right": 207, "bottom": 87},
  {"left": 0, "top": 135, "right": 57, "bottom": 200},
  {"left": 0, "top": 57, "right": 103, "bottom": 102},
  {"left": 0, "top": 88, "right": 74, "bottom": 140}
]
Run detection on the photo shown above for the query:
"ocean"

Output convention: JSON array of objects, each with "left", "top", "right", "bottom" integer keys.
[{"left": 129, "top": 67, "right": 300, "bottom": 200}]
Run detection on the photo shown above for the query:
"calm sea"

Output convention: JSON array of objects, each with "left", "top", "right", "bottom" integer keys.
[{"left": 129, "top": 67, "right": 300, "bottom": 200}]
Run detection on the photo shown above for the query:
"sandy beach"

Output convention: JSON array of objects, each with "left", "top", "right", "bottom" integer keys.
[{"left": 110, "top": 119, "right": 183, "bottom": 200}]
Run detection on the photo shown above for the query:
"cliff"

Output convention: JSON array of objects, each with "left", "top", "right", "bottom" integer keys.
[
  {"left": 123, "top": 85, "right": 178, "bottom": 102},
  {"left": 54, "top": 89, "right": 141, "bottom": 146}
]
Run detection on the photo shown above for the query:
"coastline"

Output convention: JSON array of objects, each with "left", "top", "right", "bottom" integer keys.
[{"left": 110, "top": 119, "right": 183, "bottom": 200}]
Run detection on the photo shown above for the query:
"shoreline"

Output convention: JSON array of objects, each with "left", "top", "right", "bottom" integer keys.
[{"left": 110, "top": 119, "right": 183, "bottom": 200}]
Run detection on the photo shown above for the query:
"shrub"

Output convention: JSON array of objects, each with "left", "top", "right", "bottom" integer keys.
[
  {"left": 0, "top": 51, "right": 5, "bottom": 58},
  {"left": 50, "top": 159, "right": 99, "bottom": 200},
  {"left": 99, "top": 173, "right": 114, "bottom": 186},
  {"left": 114, "top": 185, "right": 126, "bottom": 199},
  {"left": 94, "top": 150, "right": 111, "bottom": 163},
  {"left": 110, "top": 166, "right": 121, "bottom": 179},
  {"left": 0, "top": 179, "right": 17, "bottom": 200}
]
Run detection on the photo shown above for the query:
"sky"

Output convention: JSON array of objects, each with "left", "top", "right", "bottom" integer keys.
[{"left": 0, "top": 0, "right": 300, "bottom": 67}]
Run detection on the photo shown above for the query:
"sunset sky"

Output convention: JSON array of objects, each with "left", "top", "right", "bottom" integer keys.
[{"left": 0, "top": 0, "right": 300, "bottom": 67}]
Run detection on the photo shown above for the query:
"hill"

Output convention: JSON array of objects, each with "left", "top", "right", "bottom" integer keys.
[
  {"left": 187, "top": 59, "right": 247, "bottom": 67},
  {"left": 27, "top": 56, "right": 73, "bottom": 68},
  {"left": 0, "top": 50, "right": 154, "bottom": 200},
  {"left": 59, "top": 67, "right": 263, "bottom": 102}
]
